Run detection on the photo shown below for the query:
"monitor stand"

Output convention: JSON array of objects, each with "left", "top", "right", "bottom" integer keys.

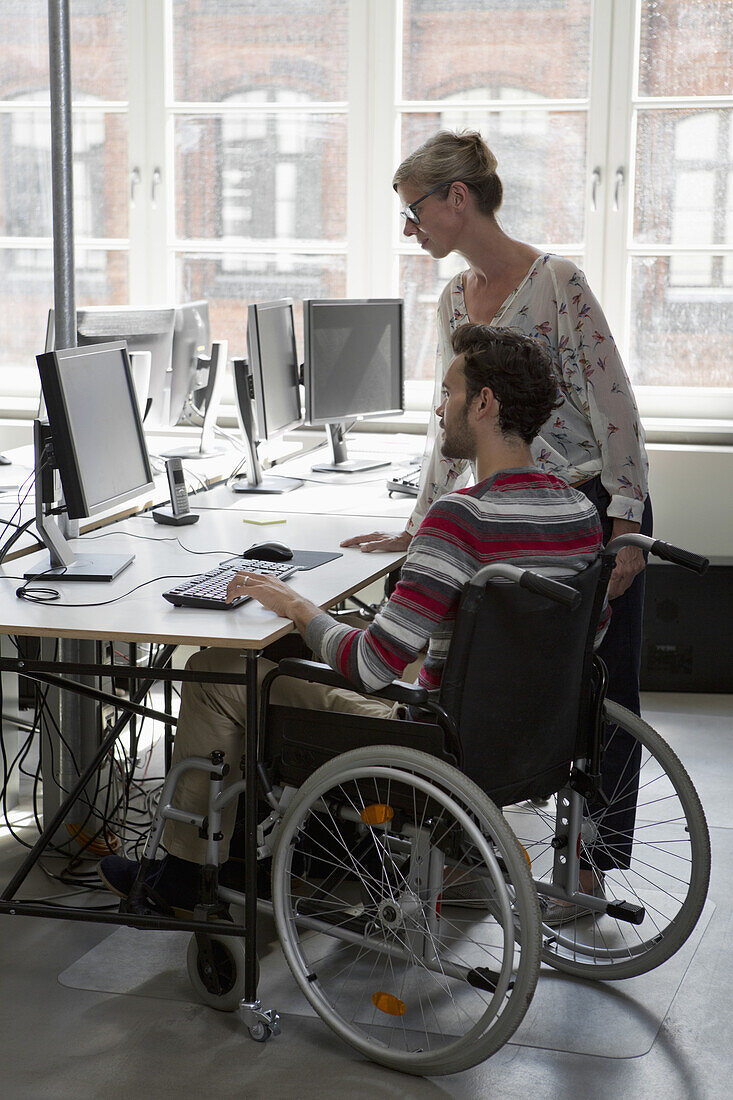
[
  {"left": 23, "top": 554, "right": 134, "bottom": 583},
  {"left": 230, "top": 369, "right": 302, "bottom": 494},
  {"left": 23, "top": 421, "right": 134, "bottom": 582},
  {"left": 163, "top": 341, "right": 227, "bottom": 460},
  {"left": 311, "top": 423, "right": 390, "bottom": 474}
]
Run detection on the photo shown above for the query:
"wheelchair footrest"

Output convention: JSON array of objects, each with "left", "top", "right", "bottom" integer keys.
[
  {"left": 606, "top": 899, "right": 645, "bottom": 925},
  {"left": 467, "top": 966, "right": 514, "bottom": 993}
]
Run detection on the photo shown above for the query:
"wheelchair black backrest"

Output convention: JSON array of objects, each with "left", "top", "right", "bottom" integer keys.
[{"left": 438, "top": 556, "right": 612, "bottom": 807}]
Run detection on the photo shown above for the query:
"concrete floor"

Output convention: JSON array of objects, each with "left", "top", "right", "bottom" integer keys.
[{"left": 0, "top": 692, "right": 730, "bottom": 1099}]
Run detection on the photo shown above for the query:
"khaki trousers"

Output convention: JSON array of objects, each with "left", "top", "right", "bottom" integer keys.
[{"left": 163, "top": 647, "right": 418, "bottom": 863}]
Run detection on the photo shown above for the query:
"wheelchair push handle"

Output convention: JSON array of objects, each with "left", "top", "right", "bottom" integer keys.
[
  {"left": 519, "top": 570, "right": 582, "bottom": 609},
  {"left": 469, "top": 562, "right": 582, "bottom": 609},
  {"left": 606, "top": 533, "right": 709, "bottom": 575},
  {"left": 650, "top": 540, "right": 709, "bottom": 574}
]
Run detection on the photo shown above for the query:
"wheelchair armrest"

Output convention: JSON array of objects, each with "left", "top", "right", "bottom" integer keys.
[{"left": 276, "top": 657, "right": 429, "bottom": 706}]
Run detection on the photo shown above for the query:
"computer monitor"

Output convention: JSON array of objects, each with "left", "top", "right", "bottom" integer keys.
[
  {"left": 303, "top": 298, "right": 404, "bottom": 472},
  {"left": 231, "top": 298, "right": 303, "bottom": 494},
  {"left": 169, "top": 301, "right": 211, "bottom": 428},
  {"left": 162, "top": 301, "right": 228, "bottom": 460},
  {"left": 75, "top": 306, "right": 176, "bottom": 430},
  {"left": 29, "top": 341, "right": 155, "bottom": 581}
]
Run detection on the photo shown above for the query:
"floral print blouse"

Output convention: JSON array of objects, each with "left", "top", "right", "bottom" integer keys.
[{"left": 406, "top": 253, "right": 649, "bottom": 535}]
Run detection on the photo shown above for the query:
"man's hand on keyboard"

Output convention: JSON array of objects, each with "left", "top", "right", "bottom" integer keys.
[
  {"left": 340, "top": 530, "right": 413, "bottom": 554},
  {"left": 226, "top": 571, "right": 321, "bottom": 634}
]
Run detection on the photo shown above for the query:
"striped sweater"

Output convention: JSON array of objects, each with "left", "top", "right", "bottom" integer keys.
[{"left": 305, "top": 467, "right": 608, "bottom": 694}]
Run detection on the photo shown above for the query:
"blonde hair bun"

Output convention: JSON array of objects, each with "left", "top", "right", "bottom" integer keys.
[{"left": 393, "top": 130, "right": 502, "bottom": 217}]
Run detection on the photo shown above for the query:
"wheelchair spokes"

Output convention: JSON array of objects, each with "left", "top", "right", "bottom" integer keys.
[
  {"left": 504, "top": 701, "right": 710, "bottom": 980},
  {"left": 271, "top": 746, "right": 541, "bottom": 1076}
]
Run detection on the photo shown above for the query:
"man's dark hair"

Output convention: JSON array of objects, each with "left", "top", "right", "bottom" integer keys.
[{"left": 450, "top": 324, "right": 561, "bottom": 444}]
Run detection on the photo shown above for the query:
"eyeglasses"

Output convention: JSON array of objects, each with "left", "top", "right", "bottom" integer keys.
[{"left": 399, "top": 182, "right": 453, "bottom": 225}]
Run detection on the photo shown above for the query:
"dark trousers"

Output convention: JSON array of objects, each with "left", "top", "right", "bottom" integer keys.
[{"left": 580, "top": 477, "right": 653, "bottom": 870}]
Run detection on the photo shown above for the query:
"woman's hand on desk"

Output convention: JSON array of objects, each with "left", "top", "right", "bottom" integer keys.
[
  {"left": 226, "top": 571, "right": 321, "bottom": 635},
  {"left": 340, "top": 530, "right": 413, "bottom": 554}
]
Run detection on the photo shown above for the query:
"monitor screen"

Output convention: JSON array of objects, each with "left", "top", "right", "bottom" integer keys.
[
  {"left": 36, "top": 341, "right": 155, "bottom": 520},
  {"left": 304, "top": 299, "right": 403, "bottom": 426},
  {"left": 75, "top": 306, "right": 176, "bottom": 429},
  {"left": 169, "top": 301, "right": 211, "bottom": 427},
  {"left": 246, "top": 298, "right": 302, "bottom": 440}
]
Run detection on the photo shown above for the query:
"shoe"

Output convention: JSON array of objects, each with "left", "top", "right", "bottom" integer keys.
[
  {"left": 540, "top": 878, "right": 606, "bottom": 927},
  {"left": 98, "top": 854, "right": 201, "bottom": 917}
]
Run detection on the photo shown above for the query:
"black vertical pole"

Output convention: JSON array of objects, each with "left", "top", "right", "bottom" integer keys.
[
  {"left": 46, "top": 2, "right": 100, "bottom": 847},
  {"left": 48, "top": 0, "right": 75, "bottom": 350},
  {"left": 244, "top": 651, "right": 260, "bottom": 1001}
]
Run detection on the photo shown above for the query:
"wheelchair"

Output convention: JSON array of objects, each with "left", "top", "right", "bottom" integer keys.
[{"left": 127, "top": 533, "right": 711, "bottom": 1077}]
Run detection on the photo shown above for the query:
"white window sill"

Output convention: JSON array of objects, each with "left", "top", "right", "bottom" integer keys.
[{"left": 4, "top": 398, "right": 733, "bottom": 448}]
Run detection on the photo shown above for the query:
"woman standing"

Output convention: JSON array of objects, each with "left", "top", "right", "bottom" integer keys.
[
  {"left": 343, "top": 132, "right": 652, "bottom": 896},
  {"left": 345, "top": 130, "right": 651, "bottom": 701}
]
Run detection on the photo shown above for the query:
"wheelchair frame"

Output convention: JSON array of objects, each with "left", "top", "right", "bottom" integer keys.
[
  {"left": 129, "top": 532, "right": 711, "bottom": 1072},
  {"left": 0, "top": 533, "right": 710, "bottom": 1074}
]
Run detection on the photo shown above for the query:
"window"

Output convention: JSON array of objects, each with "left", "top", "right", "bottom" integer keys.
[
  {"left": 1, "top": 0, "right": 731, "bottom": 426},
  {"left": 622, "top": 0, "right": 733, "bottom": 402},
  {"left": 0, "top": 1, "right": 130, "bottom": 400},
  {"left": 169, "top": 0, "right": 349, "bottom": 359}
]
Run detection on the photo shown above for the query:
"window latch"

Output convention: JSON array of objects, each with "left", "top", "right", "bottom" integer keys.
[{"left": 130, "top": 166, "right": 141, "bottom": 204}]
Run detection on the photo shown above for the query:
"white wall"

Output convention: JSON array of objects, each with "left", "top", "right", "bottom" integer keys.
[{"left": 647, "top": 444, "right": 733, "bottom": 559}]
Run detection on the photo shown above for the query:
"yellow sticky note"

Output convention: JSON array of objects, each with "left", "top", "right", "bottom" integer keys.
[{"left": 242, "top": 516, "right": 287, "bottom": 525}]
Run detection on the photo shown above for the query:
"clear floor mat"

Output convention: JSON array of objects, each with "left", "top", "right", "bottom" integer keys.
[{"left": 58, "top": 899, "right": 714, "bottom": 1059}]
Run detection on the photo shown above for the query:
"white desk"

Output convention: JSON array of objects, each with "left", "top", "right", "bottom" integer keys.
[
  {"left": 0, "top": 504, "right": 407, "bottom": 998},
  {"left": 0, "top": 509, "right": 406, "bottom": 647}
]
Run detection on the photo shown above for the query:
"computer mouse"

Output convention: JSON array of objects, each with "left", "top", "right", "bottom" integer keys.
[
  {"left": 244, "top": 541, "right": 294, "bottom": 563},
  {"left": 0, "top": 454, "right": 11, "bottom": 466}
]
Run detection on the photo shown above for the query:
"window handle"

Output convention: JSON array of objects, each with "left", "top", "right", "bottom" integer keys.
[
  {"left": 130, "top": 166, "right": 141, "bottom": 204},
  {"left": 613, "top": 166, "right": 625, "bottom": 212},
  {"left": 151, "top": 167, "right": 162, "bottom": 207},
  {"left": 590, "top": 167, "right": 601, "bottom": 212}
]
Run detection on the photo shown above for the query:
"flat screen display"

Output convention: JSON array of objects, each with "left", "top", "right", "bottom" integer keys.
[
  {"left": 247, "top": 299, "right": 302, "bottom": 440},
  {"left": 304, "top": 299, "right": 403, "bottom": 425},
  {"left": 37, "top": 342, "right": 155, "bottom": 518}
]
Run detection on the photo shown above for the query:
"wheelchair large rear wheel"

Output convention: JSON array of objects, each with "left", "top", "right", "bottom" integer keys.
[
  {"left": 271, "top": 746, "right": 541, "bottom": 1076},
  {"left": 505, "top": 701, "right": 710, "bottom": 980}
]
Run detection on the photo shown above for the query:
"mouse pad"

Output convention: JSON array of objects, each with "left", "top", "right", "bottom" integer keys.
[
  {"left": 289, "top": 550, "right": 342, "bottom": 571},
  {"left": 236, "top": 550, "right": 342, "bottom": 571}
]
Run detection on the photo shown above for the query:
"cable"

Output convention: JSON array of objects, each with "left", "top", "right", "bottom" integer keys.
[
  {"left": 0, "top": 518, "right": 45, "bottom": 553},
  {"left": 1, "top": 631, "right": 173, "bottom": 887},
  {"left": 12, "top": 568, "right": 214, "bottom": 608},
  {"left": 81, "top": 526, "right": 239, "bottom": 559}
]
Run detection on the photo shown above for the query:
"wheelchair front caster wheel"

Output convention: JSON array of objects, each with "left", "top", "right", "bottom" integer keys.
[
  {"left": 187, "top": 932, "right": 257, "bottom": 1013},
  {"left": 243, "top": 1002, "right": 280, "bottom": 1043}
]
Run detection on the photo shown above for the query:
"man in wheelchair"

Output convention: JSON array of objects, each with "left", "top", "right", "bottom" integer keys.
[{"left": 99, "top": 322, "right": 609, "bottom": 914}]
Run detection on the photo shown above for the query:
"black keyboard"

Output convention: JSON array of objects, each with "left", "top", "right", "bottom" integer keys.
[
  {"left": 163, "top": 558, "right": 298, "bottom": 610},
  {"left": 386, "top": 468, "right": 421, "bottom": 497}
]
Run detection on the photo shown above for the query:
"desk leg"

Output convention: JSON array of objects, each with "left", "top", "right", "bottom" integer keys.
[
  {"left": 244, "top": 649, "right": 260, "bottom": 1002},
  {"left": 239, "top": 648, "right": 280, "bottom": 1042}
]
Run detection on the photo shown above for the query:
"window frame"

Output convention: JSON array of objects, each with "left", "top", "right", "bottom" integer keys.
[{"left": 2, "top": 0, "right": 733, "bottom": 440}]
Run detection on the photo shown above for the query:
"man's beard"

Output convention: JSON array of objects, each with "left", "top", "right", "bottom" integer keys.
[{"left": 441, "top": 410, "right": 475, "bottom": 461}]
